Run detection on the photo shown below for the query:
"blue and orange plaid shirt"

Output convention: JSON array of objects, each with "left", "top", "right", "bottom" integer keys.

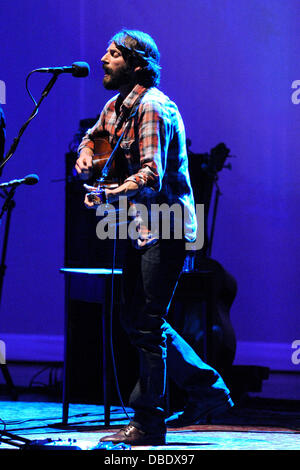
[{"left": 78, "top": 84, "right": 197, "bottom": 248}]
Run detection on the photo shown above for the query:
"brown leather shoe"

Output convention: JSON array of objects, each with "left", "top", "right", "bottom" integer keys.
[{"left": 99, "top": 424, "right": 166, "bottom": 446}]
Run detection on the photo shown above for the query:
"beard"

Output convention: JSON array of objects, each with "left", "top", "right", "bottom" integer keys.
[{"left": 102, "top": 64, "right": 134, "bottom": 90}]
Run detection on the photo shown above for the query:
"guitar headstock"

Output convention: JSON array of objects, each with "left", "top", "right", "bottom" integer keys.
[
  {"left": 187, "top": 140, "right": 233, "bottom": 177},
  {"left": 209, "top": 143, "right": 231, "bottom": 173}
]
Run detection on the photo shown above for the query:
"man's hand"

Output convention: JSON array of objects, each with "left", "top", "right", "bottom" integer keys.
[
  {"left": 75, "top": 148, "right": 93, "bottom": 180},
  {"left": 83, "top": 184, "right": 106, "bottom": 208},
  {"left": 83, "top": 180, "right": 139, "bottom": 209},
  {"left": 84, "top": 192, "right": 100, "bottom": 208}
]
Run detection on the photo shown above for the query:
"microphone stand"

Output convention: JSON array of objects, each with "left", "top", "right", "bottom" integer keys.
[
  {"left": 0, "top": 186, "right": 16, "bottom": 303},
  {"left": 0, "top": 186, "right": 18, "bottom": 400},
  {"left": 0, "top": 72, "right": 59, "bottom": 398}
]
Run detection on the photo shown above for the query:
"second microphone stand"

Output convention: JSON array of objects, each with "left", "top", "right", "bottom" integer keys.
[{"left": 0, "top": 186, "right": 18, "bottom": 399}]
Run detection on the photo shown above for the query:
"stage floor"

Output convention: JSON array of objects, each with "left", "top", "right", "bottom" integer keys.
[{"left": 0, "top": 400, "right": 299, "bottom": 452}]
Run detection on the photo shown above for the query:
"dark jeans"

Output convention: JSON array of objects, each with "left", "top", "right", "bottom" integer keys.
[{"left": 121, "top": 239, "right": 231, "bottom": 433}]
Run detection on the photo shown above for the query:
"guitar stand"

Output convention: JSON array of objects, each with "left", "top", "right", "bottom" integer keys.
[
  {"left": 207, "top": 177, "right": 221, "bottom": 258},
  {"left": 0, "top": 187, "right": 18, "bottom": 400}
]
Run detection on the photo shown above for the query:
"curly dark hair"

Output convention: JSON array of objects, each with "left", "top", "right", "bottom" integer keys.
[{"left": 109, "top": 29, "right": 161, "bottom": 88}]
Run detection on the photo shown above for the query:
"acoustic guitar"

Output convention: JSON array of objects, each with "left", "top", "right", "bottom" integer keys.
[{"left": 85, "top": 130, "right": 125, "bottom": 204}]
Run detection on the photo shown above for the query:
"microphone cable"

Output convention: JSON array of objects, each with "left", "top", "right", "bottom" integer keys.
[
  {"left": 25, "top": 70, "right": 39, "bottom": 118},
  {"left": 108, "top": 230, "right": 131, "bottom": 422},
  {"left": 0, "top": 70, "right": 49, "bottom": 172}
]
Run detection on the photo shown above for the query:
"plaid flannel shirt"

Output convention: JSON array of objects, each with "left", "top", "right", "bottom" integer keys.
[{"left": 78, "top": 84, "right": 197, "bottom": 248}]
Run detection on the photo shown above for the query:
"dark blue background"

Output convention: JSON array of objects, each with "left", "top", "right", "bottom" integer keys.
[{"left": 0, "top": 0, "right": 299, "bottom": 369}]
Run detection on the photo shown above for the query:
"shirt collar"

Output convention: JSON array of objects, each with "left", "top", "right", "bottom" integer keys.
[{"left": 117, "top": 84, "right": 148, "bottom": 117}]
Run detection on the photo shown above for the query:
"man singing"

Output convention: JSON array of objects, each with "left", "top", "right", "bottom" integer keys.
[{"left": 75, "top": 29, "right": 233, "bottom": 446}]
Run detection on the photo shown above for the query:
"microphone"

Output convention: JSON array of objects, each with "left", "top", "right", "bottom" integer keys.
[
  {"left": 34, "top": 61, "right": 90, "bottom": 78},
  {"left": 0, "top": 174, "right": 39, "bottom": 189}
]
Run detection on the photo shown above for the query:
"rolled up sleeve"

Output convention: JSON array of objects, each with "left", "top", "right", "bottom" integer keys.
[
  {"left": 77, "top": 116, "right": 104, "bottom": 154},
  {"left": 124, "top": 101, "right": 171, "bottom": 192}
]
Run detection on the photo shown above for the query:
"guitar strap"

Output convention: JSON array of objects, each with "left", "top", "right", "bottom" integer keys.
[
  {"left": 98, "top": 91, "right": 145, "bottom": 183},
  {"left": 98, "top": 129, "right": 126, "bottom": 182}
]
